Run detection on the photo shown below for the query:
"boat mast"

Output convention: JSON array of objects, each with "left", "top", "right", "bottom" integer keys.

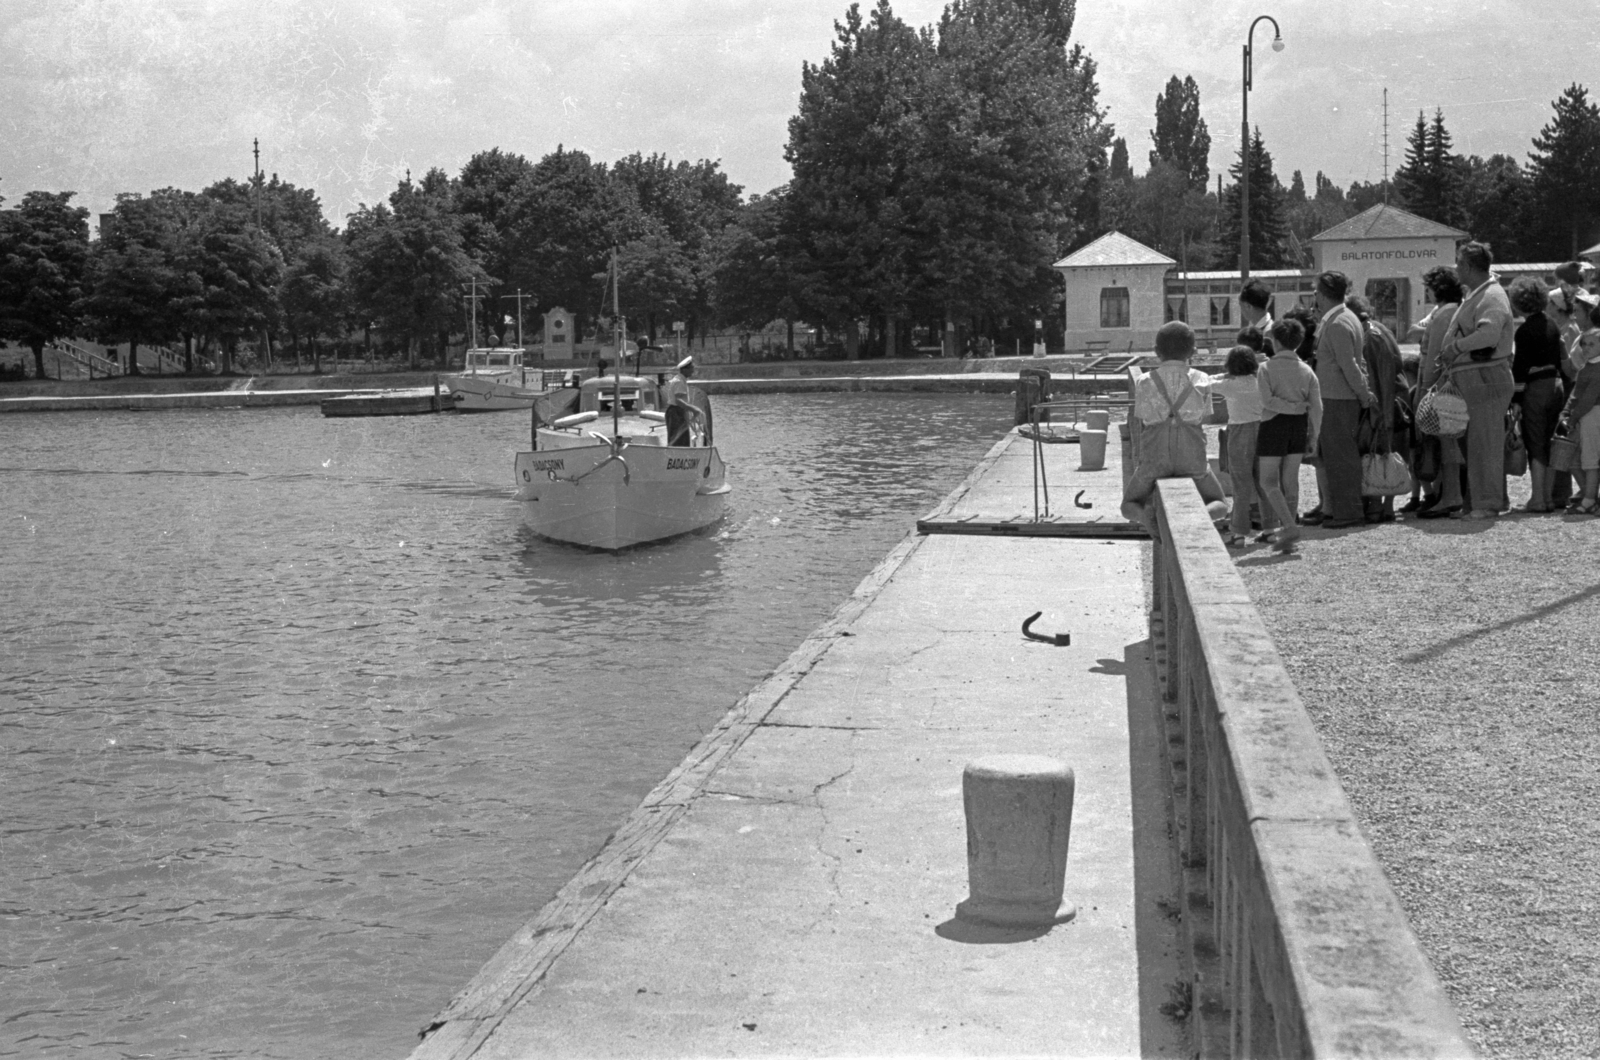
[{"left": 612, "top": 246, "right": 622, "bottom": 439}]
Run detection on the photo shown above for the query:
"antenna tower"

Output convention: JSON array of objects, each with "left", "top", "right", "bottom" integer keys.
[{"left": 1381, "top": 89, "right": 1390, "bottom": 203}]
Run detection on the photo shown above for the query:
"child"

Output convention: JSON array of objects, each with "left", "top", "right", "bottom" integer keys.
[
  {"left": 1256, "top": 318, "right": 1324, "bottom": 551},
  {"left": 1210, "top": 345, "right": 1271, "bottom": 547},
  {"left": 1121, "top": 321, "right": 1229, "bottom": 532},
  {"left": 1566, "top": 299, "right": 1600, "bottom": 513}
]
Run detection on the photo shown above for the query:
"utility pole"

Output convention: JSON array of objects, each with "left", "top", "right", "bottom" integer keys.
[{"left": 511, "top": 289, "right": 535, "bottom": 348}]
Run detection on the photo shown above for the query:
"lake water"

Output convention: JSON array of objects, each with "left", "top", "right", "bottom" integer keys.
[{"left": 0, "top": 393, "right": 1011, "bottom": 1059}]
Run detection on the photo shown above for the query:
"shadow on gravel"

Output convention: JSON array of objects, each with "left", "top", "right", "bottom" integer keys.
[
  {"left": 1403, "top": 579, "right": 1600, "bottom": 662},
  {"left": 933, "top": 918, "right": 1052, "bottom": 945}
]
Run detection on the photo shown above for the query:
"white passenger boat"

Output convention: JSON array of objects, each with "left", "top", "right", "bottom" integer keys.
[
  {"left": 513, "top": 372, "right": 729, "bottom": 550},
  {"left": 446, "top": 347, "right": 551, "bottom": 412}
]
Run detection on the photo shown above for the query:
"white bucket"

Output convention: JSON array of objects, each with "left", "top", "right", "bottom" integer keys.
[{"left": 1079, "top": 429, "right": 1108, "bottom": 470}]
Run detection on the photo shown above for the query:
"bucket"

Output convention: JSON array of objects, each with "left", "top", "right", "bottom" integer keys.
[
  {"left": 1550, "top": 435, "right": 1580, "bottom": 473},
  {"left": 1079, "top": 429, "right": 1107, "bottom": 470},
  {"left": 1084, "top": 409, "right": 1110, "bottom": 432}
]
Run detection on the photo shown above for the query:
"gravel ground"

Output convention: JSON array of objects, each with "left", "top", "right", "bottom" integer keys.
[{"left": 1233, "top": 471, "right": 1600, "bottom": 1059}]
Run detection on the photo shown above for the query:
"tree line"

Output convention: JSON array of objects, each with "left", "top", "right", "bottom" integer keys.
[{"left": 1098, "top": 78, "right": 1600, "bottom": 273}]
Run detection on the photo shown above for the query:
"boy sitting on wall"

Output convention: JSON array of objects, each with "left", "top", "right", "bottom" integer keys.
[{"left": 1121, "top": 321, "right": 1230, "bottom": 533}]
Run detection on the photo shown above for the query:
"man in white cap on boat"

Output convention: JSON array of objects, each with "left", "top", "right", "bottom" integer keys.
[{"left": 663, "top": 356, "right": 701, "bottom": 446}]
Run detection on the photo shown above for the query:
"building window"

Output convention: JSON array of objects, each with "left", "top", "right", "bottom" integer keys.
[
  {"left": 1164, "top": 296, "right": 1188, "bottom": 323},
  {"left": 1209, "top": 297, "right": 1232, "bottom": 327},
  {"left": 1100, "top": 287, "right": 1130, "bottom": 328}
]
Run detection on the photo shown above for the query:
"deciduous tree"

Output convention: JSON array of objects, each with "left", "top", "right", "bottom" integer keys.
[
  {"left": 1150, "top": 74, "right": 1210, "bottom": 190},
  {"left": 0, "top": 191, "right": 90, "bottom": 380}
]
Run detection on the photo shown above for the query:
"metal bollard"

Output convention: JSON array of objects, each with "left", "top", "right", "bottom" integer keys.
[{"left": 955, "top": 754, "right": 1076, "bottom": 927}]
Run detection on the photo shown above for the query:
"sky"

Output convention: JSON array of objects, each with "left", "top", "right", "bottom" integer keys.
[{"left": 1, "top": 0, "right": 1594, "bottom": 227}]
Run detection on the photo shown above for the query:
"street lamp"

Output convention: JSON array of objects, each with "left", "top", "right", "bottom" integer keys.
[{"left": 1240, "top": 15, "right": 1284, "bottom": 280}]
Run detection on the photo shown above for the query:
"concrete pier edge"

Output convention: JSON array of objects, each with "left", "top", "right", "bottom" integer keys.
[{"left": 409, "top": 435, "right": 1011, "bottom": 1059}]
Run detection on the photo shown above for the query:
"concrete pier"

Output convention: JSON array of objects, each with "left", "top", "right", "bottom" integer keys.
[{"left": 412, "top": 427, "right": 1187, "bottom": 1058}]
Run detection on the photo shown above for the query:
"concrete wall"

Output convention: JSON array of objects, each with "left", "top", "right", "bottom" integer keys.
[
  {"left": 1146, "top": 479, "right": 1475, "bottom": 1057},
  {"left": 1061, "top": 264, "right": 1168, "bottom": 352}
]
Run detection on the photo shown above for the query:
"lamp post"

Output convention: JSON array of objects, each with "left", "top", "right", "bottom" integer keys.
[{"left": 1240, "top": 15, "right": 1284, "bottom": 281}]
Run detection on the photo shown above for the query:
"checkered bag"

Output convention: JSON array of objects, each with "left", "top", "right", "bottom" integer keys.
[{"left": 1416, "top": 378, "right": 1468, "bottom": 437}]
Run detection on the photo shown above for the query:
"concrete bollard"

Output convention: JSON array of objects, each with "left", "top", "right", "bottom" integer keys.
[
  {"left": 1084, "top": 409, "right": 1111, "bottom": 432},
  {"left": 1079, "top": 429, "right": 1108, "bottom": 471},
  {"left": 956, "top": 755, "right": 1076, "bottom": 927}
]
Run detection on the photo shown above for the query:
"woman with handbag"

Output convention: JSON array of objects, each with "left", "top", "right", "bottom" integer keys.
[
  {"left": 1413, "top": 267, "right": 1466, "bottom": 518},
  {"left": 1509, "top": 278, "right": 1567, "bottom": 512}
]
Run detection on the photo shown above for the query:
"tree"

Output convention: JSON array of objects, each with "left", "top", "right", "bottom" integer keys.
[
  {"left": 1124, "top": 161, "right": 1216, "bottom": 268},
  {"left": 710, "top": 189, "right": 808, "bottom": 351},
  {"left": 1528, "top": 83, "right": 1600, "bottom": 258},
  {"left": 1149, "top": 74, "right": 1210, "bottom": 189},
  {"left": 0, "top": 191, "right": 91, "bottom": 380},
  {"left": 1393, "top": 109, "right": 1465, "bottom": 228},
  {"left": 189, "top": 197, "right": 283, "bottom": 373},
  {"left": 455, "top": 148, "right": 537, "bottom": 341},
  {"left": 346, "top": 170, "right": 480, "bottom": 367},
  {"left": 500, "top": 147, "right": 630, "bottom": 337},
  {"left": 1109, "top": 137, "right": 1132, "bottom": 181},
  {"left": 1460, "top": 154, "right": 1532, "bottom": 262},
  {"left": 80, "top": 191, "right": 197, "bottom": 374},
  {"left": 280, "top": 235, "right": 348, "bottom": 372},
  {"left": 1219, "top": 127, "right": 1290, "bottom": 270},
  {"left": 784, "top": 0, "right": 932, "bottom": 341},
  {"left": 615, "top": 223, "right": 697, "bottom": 341}
]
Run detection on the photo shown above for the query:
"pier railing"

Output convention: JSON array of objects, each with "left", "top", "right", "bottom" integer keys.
[
  {"left": 1125, "top": 366, "right": 1472, "bottom": 1056},
  {"left": 1147, "top": 478, "right": 1474, "bottom": 1057}
]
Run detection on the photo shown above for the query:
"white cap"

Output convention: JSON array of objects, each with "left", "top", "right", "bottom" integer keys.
[{"left": 677, "top": 356, "right": 694, "bottom": 371}]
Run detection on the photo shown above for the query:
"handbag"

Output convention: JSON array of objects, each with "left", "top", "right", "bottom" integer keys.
[
  {"left": 1361, "top": 451, "right": 1414, "bottom": 497},
  {"left": 1416, "top": 378, "right": 1469, "bottom": 437},
  {"left": 1504, "top": 406, "right": 1528, "bottom": 477}
]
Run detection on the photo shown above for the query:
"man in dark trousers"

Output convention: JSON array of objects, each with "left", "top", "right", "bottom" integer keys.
[{"left": 1308, "top": 271, "right": 1375, "bottom": 528}]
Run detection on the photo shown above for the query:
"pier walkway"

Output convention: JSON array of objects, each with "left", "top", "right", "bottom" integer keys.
[{"left": 411, "top": 429, "right": 1187, "bottom": 1058}]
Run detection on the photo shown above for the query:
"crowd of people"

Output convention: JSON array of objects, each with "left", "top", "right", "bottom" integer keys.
[{"left": 1120, "top": 243, "right": 1600, "bottom": 552}]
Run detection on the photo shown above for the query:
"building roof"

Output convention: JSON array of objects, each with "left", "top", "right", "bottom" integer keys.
[
  {"left": 1311, "top": 204, "right": 1468, "bottom": 242},
  {"left": 1053, "top": 231, "right": 1176, "bottom": 269},
  {"left": 1173, "top": 269, "right": 1310, "bottom": 282},
  {"left": 1582, "top": 242, "right": 1600, "bottom": 260}
]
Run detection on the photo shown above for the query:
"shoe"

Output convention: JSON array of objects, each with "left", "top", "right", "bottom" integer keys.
[
  {"left": 1321, "top": 518, "right": 1364, "bottom": 529},
  {"left": 1577, "top": 499, "right": 1600, "bottom": 515},
  {"left": 1417, "top": 504, "right": 1461, "bottom": 520},
  {"left": 1398, "top": 498, "right": 1423, "bottom": 513},
  {"left": 1253, "top": 531, "right": 1277, "bottom": 545},
  {"left": 1222, "top": 532, "right": 1247, "bottom": 548},
  {"left": 1514, "top": 503, "right": 1552, "bottom": 514},
  {"left": 1299, "top": 508, "right": 1325, "bottom": 526},
  {"left": 1271, "top": 528, "right": 1302, "bottom": 553}
]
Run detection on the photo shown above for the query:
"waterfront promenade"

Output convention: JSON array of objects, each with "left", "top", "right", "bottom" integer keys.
[{"left": 410, "top": 429, "right": 1189, "bottom": 1058}]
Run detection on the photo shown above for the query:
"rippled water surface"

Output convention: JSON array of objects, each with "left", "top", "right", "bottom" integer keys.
[{"left": 0, "top": 393, "right": 1010, "bottom": 1059}]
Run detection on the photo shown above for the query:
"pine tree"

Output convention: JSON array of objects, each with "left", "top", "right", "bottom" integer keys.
[
  {"left": 1219, "top": 127, "right": 1290, "bottom": 270},
  {"left": 1149, "top": 75, "right": 1210, "bottom": 189},
  {"left": 1528, "top": 83, "right": 1600, "bottom": 258},
  {"left": 1393, "top": 109, "right": 1464, "bottom": 227}
]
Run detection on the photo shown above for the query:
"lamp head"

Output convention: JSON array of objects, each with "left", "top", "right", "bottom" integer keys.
[{"left": 1271, "top": 35, "right": 1284, "bottom": 52}]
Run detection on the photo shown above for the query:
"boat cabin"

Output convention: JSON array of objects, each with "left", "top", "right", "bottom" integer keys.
[
  {"left": 578, "top": 374, "right": 661, "bottom": 414},
  {"left": 463, "top": 347, "right": 525, "bottom": 374}
]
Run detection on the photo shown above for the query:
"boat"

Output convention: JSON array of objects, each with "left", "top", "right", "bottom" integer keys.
[
  {"left": 446, "top": 346, "right": 555, "bottom": 412},
  {"left": 511, "top": 250, "right": 730, "bottom": 550}
]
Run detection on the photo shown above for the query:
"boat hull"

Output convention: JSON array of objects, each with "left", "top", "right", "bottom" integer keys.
[
  {"left": 447, "top": 373, "right": 543, "bottom": 411},
  {"left": 514, "top": 443, "right": 729, "bottom": 550}
]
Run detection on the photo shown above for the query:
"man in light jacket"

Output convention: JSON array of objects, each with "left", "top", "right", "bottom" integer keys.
[
  {"left": 1309, "top": 271, "right": 1375, "bottom": 528},
  {"left": 1439, "top": 241, "right": 1516, "bottom": 518}
]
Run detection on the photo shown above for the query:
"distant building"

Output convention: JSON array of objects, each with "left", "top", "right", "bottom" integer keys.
[
  {"left": 1055, "top": 204, "right": 1577, "bottom": 352},
  {"left": 1052, "top": 232, "right": 1174, "bottom": 354}
]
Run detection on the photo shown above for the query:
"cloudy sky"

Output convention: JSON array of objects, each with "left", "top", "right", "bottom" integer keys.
[{"left": 1, "top": 0, "right": 1593, "bottom": 226}]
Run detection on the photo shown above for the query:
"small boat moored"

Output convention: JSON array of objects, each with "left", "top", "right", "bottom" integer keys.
[{"left": 446, "top": 347, "right": 555, "bottom": 412}]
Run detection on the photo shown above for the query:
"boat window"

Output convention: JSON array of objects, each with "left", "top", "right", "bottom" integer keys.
[{"left": 488, "top": 355, "right": 511, "bottom": 367}]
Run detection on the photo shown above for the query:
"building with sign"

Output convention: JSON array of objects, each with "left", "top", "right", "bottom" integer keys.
[
  {"left": 541, "top": 307, "right": 575, "bottom": 352},
  {"left": 1054, "top": 203, "right": 1577, "bottom": 353}
]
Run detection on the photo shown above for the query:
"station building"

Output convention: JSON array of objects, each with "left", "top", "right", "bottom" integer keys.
[{"left": 1054, "top": 203, "right": 1577, "bottom": 353}]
